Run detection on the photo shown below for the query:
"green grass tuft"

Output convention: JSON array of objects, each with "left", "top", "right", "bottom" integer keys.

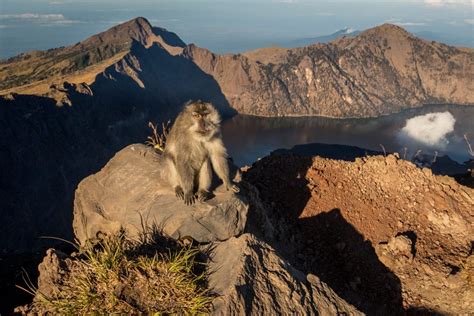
[{"left": 19, "top": 232, "right": 213, "bottom": 314}]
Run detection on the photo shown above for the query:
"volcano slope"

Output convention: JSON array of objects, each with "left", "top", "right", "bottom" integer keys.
[{"left": 244, "top": 153, "right": 473, "bottom": 314}]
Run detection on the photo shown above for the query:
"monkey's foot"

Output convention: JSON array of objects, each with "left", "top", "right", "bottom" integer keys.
[
  {"left": 227, "top": 183, "right": 240, "bottom": 193},
  {"left": 197, "top": 190, "right": 212, "bottom": 202},
  {"left": 184, "top": 192, "right": 196, "bottom": 205},
  {"left": 175, "top": 186, "right": 184, "bottom": 200}
]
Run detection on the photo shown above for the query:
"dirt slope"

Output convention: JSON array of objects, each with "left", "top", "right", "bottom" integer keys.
[{"left": 244, "top": 153, "right": 473, "bottom": 314}]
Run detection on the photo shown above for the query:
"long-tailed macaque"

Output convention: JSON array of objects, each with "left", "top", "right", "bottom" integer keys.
[{"left": 163, "top": 101, "right": 239, "bottom": 205}]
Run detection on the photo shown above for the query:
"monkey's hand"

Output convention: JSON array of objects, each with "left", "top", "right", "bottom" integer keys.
[
  {"left": 226, "top": 183, "right": 240, "bottom": 193},
  {"left": 184, "top": 192, "right": 196, "bottom": 206},
  {"left": 175, "top": 186, "right": 185, "bottom": 200}
]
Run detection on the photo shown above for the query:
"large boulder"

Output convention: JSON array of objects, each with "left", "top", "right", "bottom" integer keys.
[
  {"left": 73, "top": 144, "right": 248, "bottom": 245},
  {"left": 207, "top": 233, "right": 362, "bottom": 315}
]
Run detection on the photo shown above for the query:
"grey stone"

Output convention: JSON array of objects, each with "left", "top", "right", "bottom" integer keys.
[
  {"left": 73, "top": 144, "right": 248, "bottom": 245},
  {"left": 208, "top": 234, "right": 362, "bottom": 316}
]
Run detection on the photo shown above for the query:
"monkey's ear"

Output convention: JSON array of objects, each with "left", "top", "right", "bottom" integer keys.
[{"left": 183, "top": 100, "right": 194, "bottom": 108}]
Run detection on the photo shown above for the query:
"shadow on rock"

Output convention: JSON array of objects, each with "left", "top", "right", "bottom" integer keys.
[
  {"left": 296, "top": 209, "right": 404, "bottom": 315},
  {"left": 243, "top": 153, "right": 404, "bottom": 314}
]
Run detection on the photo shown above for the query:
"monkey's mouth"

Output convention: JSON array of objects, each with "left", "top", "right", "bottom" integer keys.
[{"left": 196, "top": 129, "right": 210, "bottom": 135}]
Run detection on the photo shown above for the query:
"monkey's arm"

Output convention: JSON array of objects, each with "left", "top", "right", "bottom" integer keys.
[
  {"left": 208, "top": 139, "right": 240, "bottom": 193},
  {"left": 176, "top": 160, "right": 196, "bottom": 205}
]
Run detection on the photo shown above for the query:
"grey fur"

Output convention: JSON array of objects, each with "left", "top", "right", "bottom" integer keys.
[{"left": 163, "top": 101, "right": 239, "bottom": 205}]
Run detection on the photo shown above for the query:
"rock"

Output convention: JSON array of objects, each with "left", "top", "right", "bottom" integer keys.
[
  {"left": 14, "top": 248, "right": 70, "bottom": 314},
  {"left": 36, "top": 249, "right": 70, "bottom": 298},
  {"left": 207, "top": 233, "right": 362, "bottom": 316},
  {"left": 73, "top": 144, "right": 248, "bottom": 245}
]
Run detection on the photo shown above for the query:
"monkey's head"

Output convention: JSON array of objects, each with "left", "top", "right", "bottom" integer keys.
[{"left": 185, "top": 101, "right": 221, "bottom": 139}]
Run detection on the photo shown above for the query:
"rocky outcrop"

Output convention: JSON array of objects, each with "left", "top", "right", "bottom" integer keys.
[
  {"left": 244, "top": 153, "right": 474, "bottom": 314},
  {"left": 208, "top": 234, "right": 361, "bottom": 315},
  {"left": 73, "top": 144, "right": 248, "bottom": 245},
  {"left": 18, "top": 234, "right": 362, "bottom": 315},
  {"left": 18, "top": 143, "right": 364, "bottom": 315}
]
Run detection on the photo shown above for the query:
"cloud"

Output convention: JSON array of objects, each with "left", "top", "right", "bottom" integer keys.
[
  {"left": 424, "top": 0, "right": 473, "bottom": 6},
  {"left": 394, "top": 22, "right": 427, "bottom": 26},
  {"left": 0, "top": 13, "right": 81, "bottom": 25},
  {"left": 316, "top": 12, "right": 335, "bottom": 16},
  {"left": 397, "top": 112, "right": 455, "bottom": 149},
  {"left": 464, "top": 19, "right": 474, "bottom": 24}
]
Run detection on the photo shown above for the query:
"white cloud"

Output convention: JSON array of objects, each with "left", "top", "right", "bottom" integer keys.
[
  {"left": 398, "top": 112, "right": 456, "bottom": 149},
  {"left": 394, "top": 22, "right": 427, "bottom": 26},
  {"left": 424, "top": 0, "right": 473, "bottom": 6},
  {"left": 464, "top": 19, "right": 474, "bottom": 24},
  {"left": 0, "top": 13, "right": 81, "bottom": 25},
  {"left": 316, "top": 12, "right": 335, "bottom": 16}
]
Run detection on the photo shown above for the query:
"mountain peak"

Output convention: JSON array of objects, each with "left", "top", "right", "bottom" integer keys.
[
  {"left": 81, "top": 17, "right": 155, "bottom": 47},
  {"left": 361, "top": 23, "right": 413, "bottom": 39}
]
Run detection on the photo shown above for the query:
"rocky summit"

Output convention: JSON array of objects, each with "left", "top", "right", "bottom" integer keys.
[
  {"left": 19, "top": 146, "right": 473, "bottom": 314},
  {"left": 22, "top": 144, "right": 363, "bottom": 315}
]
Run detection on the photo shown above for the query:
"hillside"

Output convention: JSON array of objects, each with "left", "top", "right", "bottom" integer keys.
[
  {"left": 187, "top": 23, "right": 473, "bottom": 117},
  {"left": 0, "top": 17, "right": 184, "bottom": 93}
]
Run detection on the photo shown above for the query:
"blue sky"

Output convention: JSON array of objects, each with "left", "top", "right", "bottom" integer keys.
[{"left": 0, "top": 0, "right": 472, "bottom": 58}]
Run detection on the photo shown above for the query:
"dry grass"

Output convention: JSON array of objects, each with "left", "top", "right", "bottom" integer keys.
[
  {"left": 0, "top": 51, "right": 128, "bottom": 96},
  {"left": 18, "top": 232, "right": 212, "bottom": 314},
  {"left": 146, "top": 121, "right": 171, "bottom": 153}
]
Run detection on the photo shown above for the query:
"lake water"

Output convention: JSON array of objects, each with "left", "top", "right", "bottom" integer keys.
[{"left": 221, "top": 105, "right": 474, "bottom": 167}]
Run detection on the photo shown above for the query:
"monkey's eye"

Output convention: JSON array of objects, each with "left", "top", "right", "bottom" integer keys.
[{"left": 192, "top": 112, "right": 199, "bottom": 117}]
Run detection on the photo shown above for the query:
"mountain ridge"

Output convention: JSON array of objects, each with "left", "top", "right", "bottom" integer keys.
[
  {"left": 0, "top": 17, "right": 184, "bottom": 92},
  {"left": 1, "top": 17, "right": 472, "bottom": 118}
]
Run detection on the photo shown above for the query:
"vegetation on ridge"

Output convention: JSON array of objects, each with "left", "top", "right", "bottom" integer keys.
[
  {"left": 18, "top": 232, "right": 212, "bottom": 314},
  {"left": 146, "top": 121, "right": 171, "bottom": 153}
]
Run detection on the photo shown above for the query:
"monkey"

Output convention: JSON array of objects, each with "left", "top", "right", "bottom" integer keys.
[{"left": 163, "top": 100, "right": 239, "bottom": 205}]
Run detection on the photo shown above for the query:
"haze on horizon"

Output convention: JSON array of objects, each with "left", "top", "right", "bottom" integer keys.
[{"left": 0, "top": 0, "right": 473, "bottom": 59}]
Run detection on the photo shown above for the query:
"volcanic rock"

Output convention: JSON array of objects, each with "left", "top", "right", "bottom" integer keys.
[{"left": 73, "top": 144, "right": 248, "bottom": 245}]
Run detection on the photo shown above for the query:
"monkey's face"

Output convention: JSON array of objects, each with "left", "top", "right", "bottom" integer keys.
[{"left": 187, "top": 102, "right": 220, "bottom": 139}]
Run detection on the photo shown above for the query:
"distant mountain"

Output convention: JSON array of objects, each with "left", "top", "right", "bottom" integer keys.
[
  {"left": 2, "top": 20, "right": 473, "bottom": 117},
  {"left": 200, "top": 23, "right": 473, "bottom": 117},
  {"left": 0, "top": 18, "right": 182, "bottom": 90},
  {"left": 282, "top": 28, "right": 474, "bottom": 50},
  {"left": 414, "top": 31, "right": 474, "bottom": 48},
  {"left": 282, "top": 27, "right": 361, "bottom": 47},
  {"left": 0, "top": 17, "right": 473, "bottom": 252}
]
